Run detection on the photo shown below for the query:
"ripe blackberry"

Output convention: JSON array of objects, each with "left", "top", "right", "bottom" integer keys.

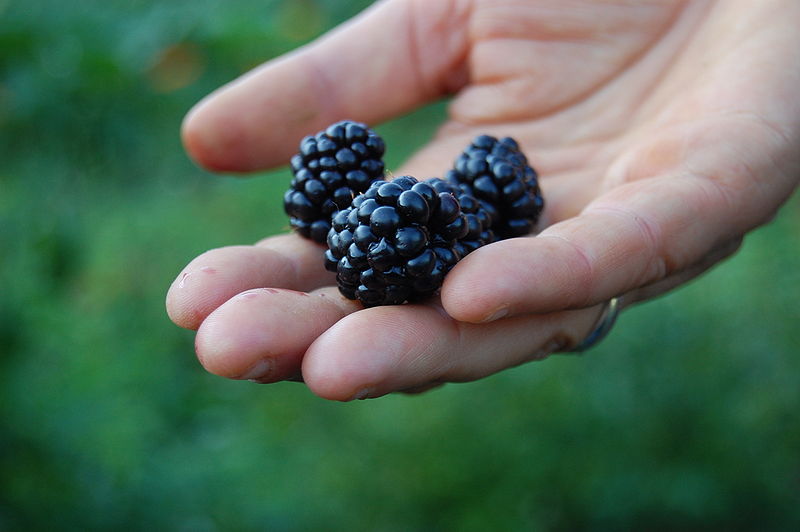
[
  {"left": 447, "top": 135, "right": 544, "bottom": 238},
  {"left": 425, "top": 177, "right": 496, "bottom": 257},
  {"left": 284, "top": 120, "right": 386, "bottom": 243},
  {"left": 324, "top": 176, "right": 469, "bottom": 307}
]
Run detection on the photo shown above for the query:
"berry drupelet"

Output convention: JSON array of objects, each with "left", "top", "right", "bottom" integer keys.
[
  {"left": 324, "top": 177, "right": 470, "bottom": 307},
  {"left": 283, "top": 120, "right": 386, "bottom": 243},
  {"left": 446, "top": 135, "right": 544, "bottom": 238}
]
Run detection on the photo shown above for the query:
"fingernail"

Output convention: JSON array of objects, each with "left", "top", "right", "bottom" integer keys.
[
  {"left": 349, "top": 388, "right": 372, "bottom": 401},
  {"left": 544, "top": 340, "right": 566, "bottom": 354},
  {"left": 482, "top": 306, "right": 508, "bottom": 323},
  {"left": 240, "top": 358, "right": 273, "bottom": 381},
  {"left": 530, "top": 340, "right": 566, "bottom": 361},
  {"left": 529, "top": 350, "right": 551, "bottom": 361}
]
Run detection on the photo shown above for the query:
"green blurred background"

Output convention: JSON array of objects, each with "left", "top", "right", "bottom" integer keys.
[{"left": 1, "top": 1, "right": 798, "bottom": 530}]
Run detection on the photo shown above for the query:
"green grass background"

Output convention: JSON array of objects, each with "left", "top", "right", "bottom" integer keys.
[{"left": 1, "top": 1, "right": 798, "bottom": 530}]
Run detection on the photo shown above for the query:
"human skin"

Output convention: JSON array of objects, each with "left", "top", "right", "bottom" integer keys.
[{"left": 166, "top": 0, "right": 800, "bottom": 400}]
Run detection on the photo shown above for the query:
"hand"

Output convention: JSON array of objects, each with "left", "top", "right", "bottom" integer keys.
[{"left": 166, "top": 0, "right": 800, "bottom": 400}]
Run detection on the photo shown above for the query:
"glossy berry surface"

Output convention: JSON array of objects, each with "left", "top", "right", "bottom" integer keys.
[
  {"left": 284, "top": 120, "right": 386, "bottom": 243},
  {"left": 425, "top": 177, "right": 496, "bottom": 257},
  {"left": 446, "top": 135, "right": 544, "bottom": 238},
  {"left": 324, "top": 176, "right": 469, "bottom": 307}
]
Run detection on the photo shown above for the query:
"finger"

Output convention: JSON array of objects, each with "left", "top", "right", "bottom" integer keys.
[
  {"left": 398, "top": 382, "right": 446, "bottom": 395},
  {"left": 195, "top": 286, "right": 359, "bottom": 382},
  {"left": 301, "top": 300, "right": 605, "bottom": 401},
  {"left": 166, "top": 233, "right": 332, "bottom": 330},
  {"left": 182, "top": 0, "right": 470, "bottom": 172},
  {"left": 626, "top": 237, "right": 743, "bottom": 305},
  {"left": 441, "top": 172, "right": 763, "bottom": 323}
]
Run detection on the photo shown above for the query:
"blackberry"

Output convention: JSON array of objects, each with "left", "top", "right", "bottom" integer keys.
[
  {"left": 324, "top": 176, "right": 469, "bottom": 307},
  {"left": 447, "top": 135, "right": 544, "bottom": 238},
  {"left": 425, "top": 177, "right": 496, "bottom": 257},
  {"left": 284, "top": 120, "right": 386, "bottom": 243}
]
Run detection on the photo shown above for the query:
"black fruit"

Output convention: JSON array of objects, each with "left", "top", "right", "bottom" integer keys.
[
  {"left": 284, "top": 120, "right": 386, "bottom": 243},
  {"left": 425, "top": 177, "right": 496, "bottom": 257},
  {"left": 446, "top": 135, "right": 544, "bottom": 238},
  {"left": 324, "top": 176, "right": 470, "bottom": 307}
]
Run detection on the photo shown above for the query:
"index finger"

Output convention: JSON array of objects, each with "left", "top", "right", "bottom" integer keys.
[{"left": 182, "top": 0, "right": 470, "bottom": 172}]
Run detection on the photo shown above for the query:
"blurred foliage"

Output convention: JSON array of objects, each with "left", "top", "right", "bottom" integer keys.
[{"left": 1, "top": 0, "right": 799, "bottom": 531}]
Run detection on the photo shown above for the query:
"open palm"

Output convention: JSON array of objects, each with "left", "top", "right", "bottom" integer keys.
[{"left": 167, "top": 0, "right": 800, "bottom": 400}]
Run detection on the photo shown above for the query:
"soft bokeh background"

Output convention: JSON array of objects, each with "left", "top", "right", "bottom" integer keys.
[{"left": 1, "top": 1, "right": 798, "bottom": 530}]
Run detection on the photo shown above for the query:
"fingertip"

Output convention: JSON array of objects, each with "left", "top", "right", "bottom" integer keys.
[
  {"left": 194, "top": 288, "right": 352, "bottom": 383},
  {"left": 440, "top": 243, "right": 516, "bottom": 324},
  {"left": 165, "top": 281, "right": 204, "bottom": 330},
  {"left": 440, "top": 279, "right": 497, "bottom": 324},
  {"left": 301, "top": 314, "right": 382, "bottom": 401},
  {"left": 181, "top": 96, "right": 253, "bottom": 173},
  {"left": 166, "top": 263, "right": 223, "bottom": 330},
  {"left": 165, "top": 246, "right": 251, "bottom": 330},
  {"left": 443, "top": 233, "right": 598, "bottom": 321},
  {"left": 302, "top": 305, "right": 450, "bottom": 401},
  {"left": 167, "top": 236, "right": 339, "bottom": 337},
  {"left": 179, "top": 51, "right": 332, "bottom": 173},
  {"left": 193, "top": 289, "right": 284, "bottom": 380},
  {"left": 194, "top": 307, "right": 255, "bottom": 379}
]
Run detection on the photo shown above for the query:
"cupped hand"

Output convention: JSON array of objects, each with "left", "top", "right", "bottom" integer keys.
[{"left": 167, "top": 0, "right": 800, "bottom": 400}]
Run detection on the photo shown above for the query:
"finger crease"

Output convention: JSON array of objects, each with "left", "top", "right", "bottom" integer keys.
[
  {"left": 538, "top": 233, "right": 595, "bottom": 307},
  {"left": 586, "top": 205, "right": 667, "bottom": 284}
]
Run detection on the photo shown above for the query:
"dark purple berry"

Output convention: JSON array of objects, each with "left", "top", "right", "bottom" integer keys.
[
  {"left": 284, "top": 120, "right": 386, "bottom": 243},
  {"left": 325, "top": 176, "right": 470, "bottom": 307},
  {"left": 447, "top": 135, "right": 544, "bottom": 238},
  {"left": 424, "top": 177, "right": 496, "bottom": 256}
]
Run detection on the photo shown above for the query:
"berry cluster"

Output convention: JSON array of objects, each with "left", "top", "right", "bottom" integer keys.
[{"left": 282, "top": 120, "right": 544, "bottom": 306}]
